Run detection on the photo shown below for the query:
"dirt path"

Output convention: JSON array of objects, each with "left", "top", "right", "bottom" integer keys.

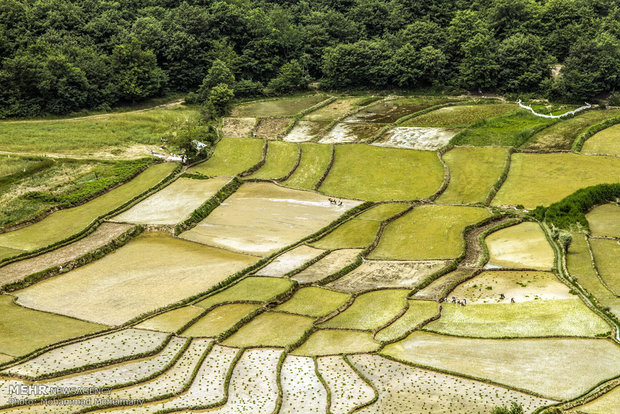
[{"left": 460, "top": 217, "right": 516, "bottom": 269}]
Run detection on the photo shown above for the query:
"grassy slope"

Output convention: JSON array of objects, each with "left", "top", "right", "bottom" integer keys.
[
  {"left": 438, "top": 147, "right": 508, "bottom": 204},
  {"left": 492, "top": 153, "right": 620, "bottom": 208},
  {"left": 282, "top": 143, "right": 332, "bottom": 190},
  {"left": 403, "top": 104, "right": 515, "bottom": 127},
  {"left": 0, "top": 162, "right": 176, "bottom": 252},
  {"left": 369, "top": 205, "right": 490, "bottom": 260},
  {"left": 0, "top": 106, "right": 199, "bottom": 155},
  {"left": 191, "top": 137, "right": 264, "bottom": 176},
  {"left": 319, "top": 144, "right": 443, "bottom": 201},
  {"left": 248, "top": 141, "right": 299, "bottom": 180}
]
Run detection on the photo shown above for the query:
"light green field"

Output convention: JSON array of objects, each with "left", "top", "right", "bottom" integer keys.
[
  {"left": 196, "top": 276, "right": 294, "bottom": 309},
  {"left": 527, "top": 109, "right": 620, "bottom": 150},
  {"left": 0, "top": 157, "right": 42, "bottom": 178},
  {"left": 403, "top": 104, "right": 515, "bottom": 127},
  {"left": 276, "top": 287, "right": 350, "bottom": 317},
  {"left": 135, "top": 306, "right": 204, "bottom": 333},
  {"left": 310, "top": 204, "right": 409, "bottom": 250},
  {"left": 369, "top": 205, "right": 490, "bottom": 260},
  {"left": 583, "top": 122, "right": 620, "bottom": 156},
  {"left": 319, "top": 144, "right": 444, "bottom": 201},
  {"left": 573, "top": 386, "right": 620, "bottom": 413},
  {"left": 0, "top": 163, "right": 176, "bottom": 253},
  {"left": 426, "top": 299, "right": 609, "bottom": 338},
  {"left": 282, "top": 143, "right": 332, "bottom": 190},
  {"left": 0, "top": 295, "right": 107, "bottom": 357},
  {"left": 303, "top": 97, "right": 362, "bottom": 121},
  {"left": 0, "top": 106, "right": 200, "bottom": 155},
  {"left": 191, "top": 137, "right": 264, "bottom": 176},
  {"left": 223, "top": 311, "right": 314, "bottom": 347},
  {"left": 382, "top": 331, "right": 620, "bottom": 400},
  {"left": 486, "top": 222, "right": 555, "bottom": 270},
  {"left": 451, "top": 111, "right": 556, "bottom": 147},
  {"left": 438, "top": 147, "right": 508, "bottom": 204},
  {"left": 586, "top": 204, "right": 620, "bottom": 237},
  {"left": 589, "top": 239, "right": 620, "bottom": 294},
  {"left": 492, "top": 153, "right": 620, "bottom": 208},
  {"left": 375, "top": 300, "right": 439, "bottom": 342},
  {"left": 231, "top": 95, "right": 327, "bottom": 117},
  {"left": 567, "top": 234, "right": 620, "bottom": 319},
  {"left": 248, "top": 141, "right": 299, "bottom": 180},
  {"left": 292, "top": 329, "right": 380, "bottom": 356},
  {"left": 183, "top": 303, "right": 260, "bottom": 337},
  {"left": 320, "top": 289, "right": 408, "bottom": 330}
]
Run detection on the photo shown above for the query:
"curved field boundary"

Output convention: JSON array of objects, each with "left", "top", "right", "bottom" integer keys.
[
  {"left": 277, "top": 142, "right": 303, "bottom": 182},
  {"left": 315, "top": 96, "right": 391, "bottom": 141},
  {"left": 375, "top": 304, "right": 443, "bottom": 346},
  {"left": 585, "top": 236, "right": 619, "bottom": 297},
  {"left": 485, "top": 147, "right": 514, "bottom": 205},
  {"left": 238, "top": 139, "right": 268, "bottom": 177},
  {"left": 271, "top": 351, "right": 288, "bottom": 413},
  {"left": 313, "top": 144, "right": 336, "bottom": 191},
  {"left": 344, "top": 355, "right": 379, "bottom": 412},
  {"left": 316, "top": 255, "right": 364, "bottom": 286},
  {"left": 279, "top": 96, "right": 338, "bottom": 139},
  {"left": 537, "top": 377, "right": 620, "bottom": 414},
  {"left": 362, "top": 205, "right": 415, "bottom": 258},
  {"left": 173, "top": 177, "right": 241, "bottom": 235},
  {"left": 572, "top": 114, "right": 620, "bottom": 151},
  {"left": 429, "top": 150, "right": 451, "bottom": 202},
  {"left": 1, "top": 225, "right": 144, "bottom": 292},
  {"left": 0, "top": 162, "right": 181, "bottom": 268},
  {"left": 282, "top": 249, "right": 332, "bottom": 279},
  {"left": 313, "top": 356, "right": 332, "bottom": 413}
]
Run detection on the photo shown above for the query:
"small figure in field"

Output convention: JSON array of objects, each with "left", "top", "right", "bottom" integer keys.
[
  {"left": 511, "top": 298, "right": 515, "bottom": 303},
  {"left": 500, "top": 293, "right": 505, "bottom": 300},
  {"left": 451, "top": 296, "right": 456, "bottom": 303},
  {"left": 338, "top": 201, "right": 343, "bottom": 206},
  {"left": 462, "top": 299, "right": 466, "bottom": 306}
]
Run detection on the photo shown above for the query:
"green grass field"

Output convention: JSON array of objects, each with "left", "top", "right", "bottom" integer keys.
[
  {"left": 183, "top": 303, "right": 261, "bottom": 337},
  {"left": 276, "top": 287, "right": 350, "bottom": 317},
  {"left": 492, "top": 153, "right": 620, "bottom": 208},
  {"left": 136, "top": 306, "right": 204, "bottom": 333},
  {"left": 582, "top": 122, "right": 620, "bottom": 156},
  {"left": 319, "top": 144, "right": 444, "bottom": 201},
  {"left": 369, "top": 205, "right": 490, "bottom": 260},
  {"left": 248, "top": 141, "right": 299, "bottom": 180},
  {"left": 282, "top": 143, "right": 332, "bottom": 190},
  {"left": 310, "top": 203, "right": 409, "bottom": 250},
  {"left": 0, "top": 162, "right": 176, "bottom": 253},
  {"left": 586, "top": 204, "right": 620, "bottom": 238},
  {"left": 425, "top": 299, "right": 609, "bottom": 338},
  {"left": 196, "top": 277, "right": 294, "bottom": 309},
  {"left": 0, "top": 294, "right": 107, "bottom": 357},
  {"left": 438, "top": 147, "right": 508, "bottom": 204},
  {"left": 223, "top": 311, "right": 314, "bottom": 347},
  {"left": 403, "top": 104, "right": 515, "bottom": 127},
  {"left": 0, "top": 157, "right": 43, "bottom": 178},
  {"left": 0, "top": 106, "right": 200, "bottom": 155},
  {"left": 231, "top": 95, "right": 327, "bottom": 117},
  {"left": 451, "top": 111, "right": 556, "bottom": 147},
  {"left": 320, "top": 289, "right": 408, "bottom": 330},
  {"left": 292, "top": 329, "right": 380, "bottom": 356},
  {"left": 375, "top": 300, "right": 439, "bottom": 342},
  {"left": 526, "top": 109, "right": 620, "bottom": 150},
  {"left": 589, "top": 238, "right": 620, "bottom": 294},
  {"left": 191, "top": 137, "right": 264, "bottom": 177}
]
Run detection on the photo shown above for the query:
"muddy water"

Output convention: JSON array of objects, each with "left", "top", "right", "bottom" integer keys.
[{"left": 373, "top": 127, "right": 459, "bottom": 150}]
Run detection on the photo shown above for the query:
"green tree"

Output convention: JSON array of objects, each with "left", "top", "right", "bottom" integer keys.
[
  {"left": 207, "top": 83, "right": 234, "bottom": 117},
  {"left": 111, "top": 40, "right": 167, "bottom": 102},
  {"left": 458, "top": 32, "right": 500, "bottom": 91},
  {"left": 267, "top": 59, "right": 310, "bottom": 93},
  {"left": 497, "top": 33, "right": 552, "bottom": 92}
]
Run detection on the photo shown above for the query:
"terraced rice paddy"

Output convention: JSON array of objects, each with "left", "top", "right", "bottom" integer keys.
[
  {"left": 280, "top": 356, "right": 328, "bottom": 413},
  {"left": 291, "top": 249, "right": 361, "bottom": 284},
  {"left": 320, "top": 122, "right": 385, "bottom": 143},
  {"left": 319, "top": 144, "right": 444, "bottom": 201},
  {"left": 284, "top": 121, "right": 327, "bottom": 142},
  {"left": 373, "top": 126, "right": 458, "bottom": 150},
  {"left": 572, "top": 386, "right": 620, "bottom": 413},
  {"left": 254, "top": 117, "right": 291, "bottom": 139},
  {"left": 196, "top": 276, "right": 294, "bottom": 309},
  {"left": 292, "top": 330, "right": 380, "bottom": 356},
  {"left": 375, "top": 300, "right": 439, "bottom": 342},
  {"left": 180, "top": 182, "right": 360, "bottom": 256},
  {"left": 14, "top": 233, "right": 257, "bottom": 325},
  {"left": 582, "top": 122, "right": 620, "bottom": 156},
  {"left": 0, "top": 162, "right": 175, "bottom": 253},
  {"left": 586, "top": 203, "right": 620, "bottom": 237},
  {"left": 223, "top": 311, "right": 315, "bottom": 347},
  {"left": 112, "top": 177, "right": 230, "bottom": 225},
  {"left": 255, "top": 245, "right": 324, "bottom": 277},
  {"left": 231, "top": 95, "right": 327, "bottom": 117},
  {"left": 589, "top": 238, "right": 620, "bottom": 294},
  {"left": 190, "top": 137, "right": 264, "bottom": 177},
  {"left": 136, "top": 306, "right": 204, "bottom": 333},
  {"left": 248, "top": 141, "right": 299, "bottom": 180},
  {"left": 316, "top": 356, "right": 376, "bottom": 413},
  {"left": 221, "top": 117, "right": 256, "bottom": 138},
  {"left": 276, "top": 287, "right": 350, "bottom": 317},
  {"left": 382, "top": 332, "right": 620, "bottom": 400},
  {"left": 346, "top": 97, "right": 450, "bottom": 123},
  {"left": 403, "top": 103, "right": 515, "bottom": 127},
  {"left": 303, "top": 97, "right": 361, "bottom": 121},
  {"left": 493, "top": 153, "right": 620, "bottom": 208},
  {"left": 183, "top": 304, "right": 260, "bottom": 337},
  {"left": 485, "top": 222, "right": 555, "bottom": 270},
  {"left": 438, "top": 146, "right": 508, "bottom": 204},
  {"left": 369, "top": 205, "right": 490, "bottom": 260},
  {"left": 281, "top": 142, "right": 332, "bottom": 189}
]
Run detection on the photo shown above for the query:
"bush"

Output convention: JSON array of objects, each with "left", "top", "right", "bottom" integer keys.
[
  {"left": 234, "top": 79, "right": 264, "bottom": 97},
  {"left": 491, "top": 402, "right": 523, "bottom": 414}
]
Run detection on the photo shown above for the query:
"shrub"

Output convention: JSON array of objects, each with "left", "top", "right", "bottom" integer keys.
[{"left": 491, "top": 402, "right": 524, "bottom": 414}]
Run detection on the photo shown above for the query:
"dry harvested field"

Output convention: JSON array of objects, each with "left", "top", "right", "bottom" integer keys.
[
  {"left": 254, "top": 117, "right": 291, "bottom": 139},
  {"left": 382, "top": 331, "right": 620, "bottom": 400},
  {"left": 112, "top": 177, "right": 230, "bottom": 225},
  {"left": 485, "top": 222, "right": 555, "bottom": 270},
  {"left": 0, "top": 222, "right": 132, "bottom": 286},
  {"left": 373, "top": 126, "right": 458, "bottom": 150},
  {"left": 221, "top": 117, "right": 256, "bottom": 138},
  {"left": 327, "top": 260, "right": 449, "bottom": 292},
  {"left": 13, "top": 233, "right": 257, "bottom": 325},
  {"left": 180, "top": 182, "right": 360, "bottom": 256}
]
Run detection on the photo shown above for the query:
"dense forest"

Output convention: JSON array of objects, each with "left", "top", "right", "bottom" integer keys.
[{"left": 2, "top": 0, "right": 620, "bottom": 117}]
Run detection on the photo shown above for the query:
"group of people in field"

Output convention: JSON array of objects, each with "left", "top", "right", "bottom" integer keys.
[
  {"left": 442, "top": 293, "right": 516, "bottom": 306},
  {"left": 328, "top": 198, "right": 343, "bottom": 206}
]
